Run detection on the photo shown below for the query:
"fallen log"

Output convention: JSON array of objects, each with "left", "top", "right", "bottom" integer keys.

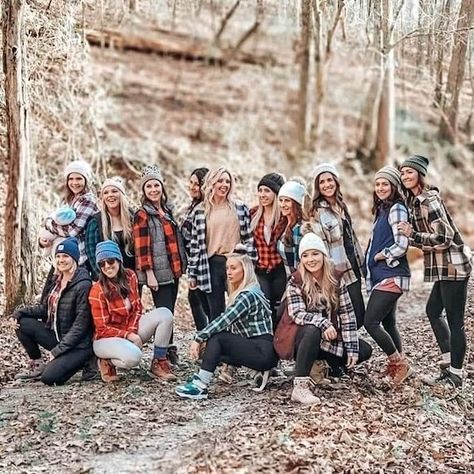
[{"left": 84, "top": 28, "right": 278, "bottom": 67}]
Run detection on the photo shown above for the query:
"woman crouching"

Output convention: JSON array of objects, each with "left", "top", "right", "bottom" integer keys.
[
  {"left": 176, "top": 247, "right": 277, "bottom": 400},
  {"left": 88, "top": 240, "right": 176, "bottom": 382},
  {"left": 287, "top": 233, "right": 372, "bottom": 405}
]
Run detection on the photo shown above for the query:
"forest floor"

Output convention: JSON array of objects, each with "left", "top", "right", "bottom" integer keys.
[{"left": 1, "top": 264, "right": 473, "bottom": 473}]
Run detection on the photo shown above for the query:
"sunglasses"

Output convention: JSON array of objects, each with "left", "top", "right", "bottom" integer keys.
[{"left": 99, "top": 258, "right": 118, "bottom": 268}]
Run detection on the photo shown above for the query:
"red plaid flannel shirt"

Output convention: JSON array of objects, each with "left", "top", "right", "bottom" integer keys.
[
  {"left": 89, "top": 269, "right": 143, "bottom": 340},
  {"left": 133, "top": 209, "right": 183, "bottom": 278},
  {"left": 250, "top": 207, "right": 286, "bottom": 271}
]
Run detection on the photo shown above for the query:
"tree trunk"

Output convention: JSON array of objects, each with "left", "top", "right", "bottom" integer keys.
[
  {"left": 2, "top": 0, "right": 35, "bottom": 315},
  {"left": 374, "top": 0, "right": 394, "bottom": 169},
  {"left": 438, "top": 0, "right": 474, "bottom": 143},
  {"left": 297, "top": 0, "right": 313, "bottom": 151},
  {"left": 357, "top": 0, "right": 383, "bottom": 163},
  {"left": 433, "top": 0, "right": 451, "bottom": 106}
]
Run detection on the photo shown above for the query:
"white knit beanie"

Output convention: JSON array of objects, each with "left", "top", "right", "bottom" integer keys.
[
  {"left": 64, "top": 160, "right": 92, "bottom": 183},
  {"left": 312, "top": 162, "right": 339, "bottom": 180},
  {"left": 101, "top": 176, "right": 126, "bottom": 195},
  {"left": 298, "top": 232, "right": 328, "bottom": 258},
  {"left": 278, "top": 179, "right": 307, "bottom": 206}
]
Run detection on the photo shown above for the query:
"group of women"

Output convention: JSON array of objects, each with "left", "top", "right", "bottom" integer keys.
[{"left": 12, "top": 155, "right": 471, "bottom": 405}]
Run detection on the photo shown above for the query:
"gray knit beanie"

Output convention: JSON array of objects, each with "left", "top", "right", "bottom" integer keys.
[{"left": 400, "top": 155, "right": 429, "bottom": 177}]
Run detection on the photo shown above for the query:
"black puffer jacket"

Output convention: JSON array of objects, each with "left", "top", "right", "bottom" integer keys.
[{"left": 17, "top": 267, "right": 93, "bottom": 357}]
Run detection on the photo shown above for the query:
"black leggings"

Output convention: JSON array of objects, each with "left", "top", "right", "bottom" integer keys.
[
  {"left": 346, "top": 278, "right": 366, "bottom": 330},
  {"left": 364, "top": 290, "right": 402, "bottom": 356},
  {"left": 150, "top": 280, "right": 179, "bottom": 312},
  {"left": 256, "top": 263, "right": 287, "bottom": 329},
  {"left": 201, "top": 333, "right": 278, "bottom": 373},
  {"left": 426, "top": 279, "right": 469, "bottom": 369},
  {"left": 206, "top": 256, "right": 227, "bottom": 321},
  {"left": 16, "top": 318, "right": 91, "bottom": 386},
  {"left": 188, "top": 288, "right": 210, "bottom": 331},
  {"left": 294, "top": 325, "right": 372, "bottom": 377}
]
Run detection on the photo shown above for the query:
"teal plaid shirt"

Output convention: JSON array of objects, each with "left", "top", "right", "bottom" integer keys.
[{"left": 195, "top": 286, "right": 273, "bottom": 343}]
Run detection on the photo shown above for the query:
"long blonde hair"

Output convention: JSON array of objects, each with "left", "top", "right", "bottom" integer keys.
[
  {"left": 100, "top": 191, "right": 134, "bottom": 257},
  {"left": 227, "top": 253, "right": 259, "bottom": 305},
  {"left": 250, "top": 189, "right": 281, "bottom": 232},
  {"left": 202, "top": 167, "right": 235, "bottom": 216},
  {"left": 298, "top": 254, "right": 339, "bottom": 313}
]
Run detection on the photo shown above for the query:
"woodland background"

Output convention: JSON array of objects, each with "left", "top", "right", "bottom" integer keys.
[{"left": 0, "top": 1, "right": 473, "bottom": 472}]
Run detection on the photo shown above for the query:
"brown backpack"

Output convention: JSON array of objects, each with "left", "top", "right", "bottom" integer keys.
[{"left": 273, "top": 271, "right": 303, "bottom": 360}]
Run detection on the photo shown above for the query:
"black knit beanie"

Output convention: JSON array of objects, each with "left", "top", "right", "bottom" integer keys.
[
  {"left": 257, "top": 173, "right": 285, "bottom": 194},
  {"left": 400, "top": 155, "right": 429, "bottom": 176}
]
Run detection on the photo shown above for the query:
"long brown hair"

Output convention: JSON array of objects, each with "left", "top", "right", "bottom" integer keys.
[
  {"left": 283, "top": 200, "right": 303, "bottom": 246},
  {"left": 401, "top": 173, "right": 427, "bottom": 208},
  {"left": 99, "top": 263, "right": 131, "bottom": 300},
  {"left": 310, "top": 173, "right": 348, "bottom": 218},
  {"left": 372, "top": 184, "right": 405, "bottom": 215}
]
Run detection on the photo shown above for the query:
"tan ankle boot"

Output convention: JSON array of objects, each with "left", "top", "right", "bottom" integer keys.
[{"left": 291, "top": 377, "right": 321, "bottom": 405}]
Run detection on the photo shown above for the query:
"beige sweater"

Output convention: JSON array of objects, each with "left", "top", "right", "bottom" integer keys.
[{"left": 206, "top": 204, "right": 240, "bottom": 257}]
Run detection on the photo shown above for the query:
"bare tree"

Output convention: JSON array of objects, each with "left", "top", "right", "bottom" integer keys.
[
  {"left": 297, "top": 0, "right": 313, "bottom": 151},
  {"left": 2, "top": 0, "right": 36, "bottom": 315},
  {"left": 438, "top": 0, "right": 474, "bottom": 143}
]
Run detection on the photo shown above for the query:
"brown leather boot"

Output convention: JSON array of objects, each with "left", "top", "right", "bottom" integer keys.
[
  {"left": 151, "top": 358, "right": 177, "bottom": 381},
  {"left": 97, "top": 358, "right": 119, "bottom": 383}
]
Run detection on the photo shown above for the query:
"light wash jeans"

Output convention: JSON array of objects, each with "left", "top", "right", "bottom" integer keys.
[{"left": 93, "top": 307, "right": 173, "bottom": 369}]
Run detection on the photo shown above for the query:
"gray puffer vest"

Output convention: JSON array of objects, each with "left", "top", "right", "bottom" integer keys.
[{"left": 137, "top": 203, "right": 186, "bottom": 286}]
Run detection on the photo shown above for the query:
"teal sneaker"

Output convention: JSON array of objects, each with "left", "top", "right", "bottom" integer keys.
[{"left": 175, "top": 375, "right": 209, "bottom": 400}]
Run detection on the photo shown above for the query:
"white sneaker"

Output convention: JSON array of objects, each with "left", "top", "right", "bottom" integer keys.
[{"left": 291, "top": 377, "right": 321, "bottom": 405}]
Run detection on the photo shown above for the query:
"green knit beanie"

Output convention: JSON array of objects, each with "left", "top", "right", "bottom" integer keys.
[{"left": 400, "top": 155, "right": 429, "bottom": 176}]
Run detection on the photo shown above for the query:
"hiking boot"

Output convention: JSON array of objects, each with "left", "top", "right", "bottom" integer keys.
[
  {"left": 97, "top": 358, "right": 119, "bottom": 383},
  {"left": 439, "top": 361, "right": 450, "bottom": 371},
  {"left": 151, "top": 358, "right": 177, "bottom": 381},
  {"left": 175, "top": 374, "right": 209, "bottom": 400},
  {"left": 421, "top": 369, "right": 462, "bottom": 388},
  {"left": 217, "top": 364, "right": 234, "bottom": 384},
  {"left": 81, "top": 355, "right": 99, "bottom": 382},
  {"left": 310, "top": 361, "right": 331, "bottom": 385},
  {"left": 390, "top": 359, "right": 413, "bottom": 386},
  {"left": 15, "top": 359, "right": 45, "bottom": 380},
  {"left": 167, "top": 346, "right": 179, "bottom": 368},
  {"left": 291, "top": 377, "right": 321, "bottom": 405}
]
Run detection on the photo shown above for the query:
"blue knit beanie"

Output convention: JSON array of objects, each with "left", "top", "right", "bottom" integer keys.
[
  {"left": 55, "top": 237, "right": 80, "bottom": 263},
  {"left": 95, "top": 240, "right": 123, "bottom": 263}
]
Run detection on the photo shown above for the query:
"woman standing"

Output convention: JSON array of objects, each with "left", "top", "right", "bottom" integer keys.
[
  {"left": 39, "top": 160, "right": 99, "bottom": 267},
  {"left": 364, "top": 166, "right": 412, "bottom": 386},
  {"left": 399, "top": 155, "right": 471, "bottom": 387},
  {"left": 85, "top": 177, "right": 135, "bottom": 280},
  {"left": 176, "top": 249, "right": 277, "bottom": 400},
  {"left": 187, "top": 167, "right": 256, "bottom": 322},
  {"left": 250, "top": 172, "right": 287, "bottom": 326},
  {"left": 13, "top": 238, "right": 94, "bottom": 385},
  {"left": 276, "top": 178, "right": 307, "bottom": 277},
  {"left": 180, "top": 167, "right": 210, "bottom": 331},
  {"left": 133, "top": 165, "right": 186, "bottom": 311},
  {"left": 89, "top": 241, "right": 176, "bottom": 382},
  {"left": 287, "top": 233, "right": 371, "bottom": 405},
  {"left": 309, "top": 163, "right": 365, "bottom": 329}
]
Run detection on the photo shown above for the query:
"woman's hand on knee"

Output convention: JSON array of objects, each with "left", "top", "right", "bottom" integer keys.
[
  {"left": 323, "top": 326, "right": 337, "bottom": 341},
  {"left": 190, "top": 341, "right": 203, "bottom": 360},
  {"left": 127, "top": 333, "right": 143, "bottom": 349},
  {"left": 346, "top": 355, "right": 358, "bottom": 369}
]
